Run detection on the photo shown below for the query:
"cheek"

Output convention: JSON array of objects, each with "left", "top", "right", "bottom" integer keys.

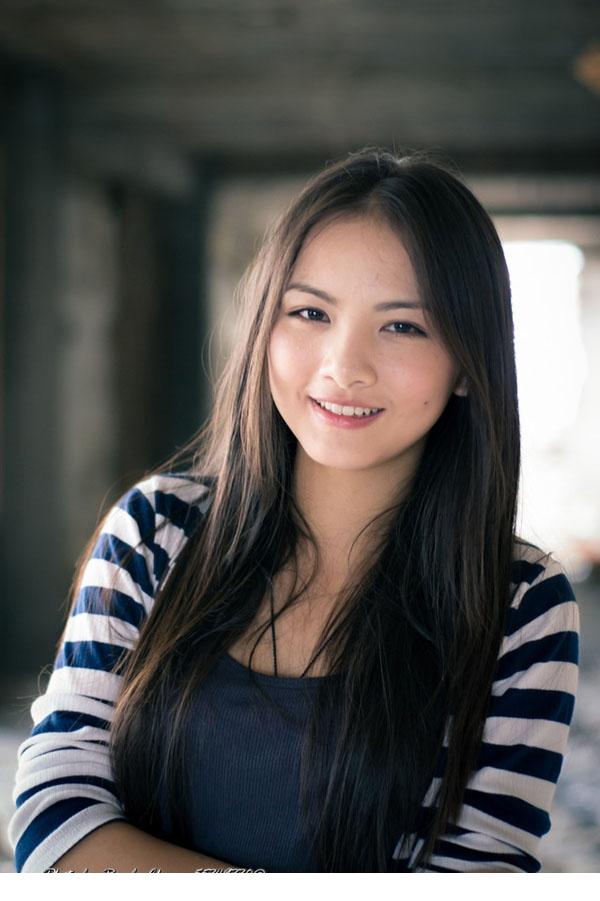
[
  {"left": 381, "top": 350, "right": 433, "bottom": 386},
  {"left": 385, "top": 350, "right": 456, "bottom": 409},
  {"left": 268, "top": 328, "right": 302, "bottom": 407},
  {"left": 419, "top": 367, "right": 458, "bottom": 413},
  {"left": 268, "top": 323, "right": 313, "bottom": 385}
]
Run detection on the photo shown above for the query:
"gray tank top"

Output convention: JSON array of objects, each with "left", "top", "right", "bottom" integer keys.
[{"left": 172, "top": 650, "right": 341, "bottom": 872}]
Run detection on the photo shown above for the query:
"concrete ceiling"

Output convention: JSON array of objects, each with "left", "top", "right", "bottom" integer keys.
[{"left": 1, "top": 1, "right": 599, "bottom": 177}]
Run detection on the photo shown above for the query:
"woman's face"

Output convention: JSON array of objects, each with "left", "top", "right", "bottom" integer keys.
[{"left": 267, "top": 214, "right": 465, "bottom": 479}]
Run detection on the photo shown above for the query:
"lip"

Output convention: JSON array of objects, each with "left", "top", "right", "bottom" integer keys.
[{"left": 309, "top": 396, "right": 385, "bottom": 429}]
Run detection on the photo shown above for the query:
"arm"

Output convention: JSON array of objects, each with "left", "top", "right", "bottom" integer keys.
[
  {"left": 49, "top": 821, "right": 236, "bottom": 872},
  {"left": 411, "top": 555, "right": 580, "bottom": 872},
  {"left": 8, "top": 474, "right": 244, "bottom": 873}
]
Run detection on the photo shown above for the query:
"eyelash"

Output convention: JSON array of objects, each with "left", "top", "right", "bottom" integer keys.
[{"left": 287, "top": 308, "right": 427, "bottom": 338}]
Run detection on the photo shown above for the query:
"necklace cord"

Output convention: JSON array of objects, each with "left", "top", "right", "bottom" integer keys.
[{"left": 265, "top": 567, "right": 322, "bottom": 680}]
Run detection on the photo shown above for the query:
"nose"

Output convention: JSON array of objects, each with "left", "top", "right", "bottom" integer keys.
[{"left": 318, "top": 324, "right": 377, "bottom": 389}]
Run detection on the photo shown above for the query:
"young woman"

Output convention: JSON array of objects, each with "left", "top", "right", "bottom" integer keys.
[{"left": 9, "top": 148, "right": 580, "bottom": 873}]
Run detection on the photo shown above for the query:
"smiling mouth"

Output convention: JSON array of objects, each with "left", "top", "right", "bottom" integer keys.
[
  {"left": 309, "top": 395, "right": 384, "bottom": 416},
  {"left": 309, "top": 397, "right": 385, "bottom": 421}
]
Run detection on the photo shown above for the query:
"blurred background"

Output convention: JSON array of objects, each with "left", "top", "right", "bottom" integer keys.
[{"left": 1, "top": 0, "right": 599, "bottom": 873}]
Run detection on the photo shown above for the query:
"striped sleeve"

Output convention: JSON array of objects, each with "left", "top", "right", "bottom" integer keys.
[
  {"left": 412, "top": 554, "right": 580, "bottom": 872},
  {"left": 7, "top": 472, "right": 209, "bottom": 873}
]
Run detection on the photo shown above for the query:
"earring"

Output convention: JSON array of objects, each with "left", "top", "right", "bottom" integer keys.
[{"left": 454, "top": 378, "right": 468, "bottom": 397}]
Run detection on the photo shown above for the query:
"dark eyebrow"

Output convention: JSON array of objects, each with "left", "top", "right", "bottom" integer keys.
[{"left": 285, "top": 281, "right": 423, "bottom": 311}]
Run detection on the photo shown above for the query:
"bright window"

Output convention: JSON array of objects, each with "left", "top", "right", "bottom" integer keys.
[{"left": 504, "top": 241, "right": 588, "bottom": 566}]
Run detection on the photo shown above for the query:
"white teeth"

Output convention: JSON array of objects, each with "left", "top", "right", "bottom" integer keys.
[{"left": 315, "top": 399, "right": 380, "bottom": 417}]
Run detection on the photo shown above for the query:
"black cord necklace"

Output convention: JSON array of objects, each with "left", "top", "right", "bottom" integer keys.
[
  {"left": 268, "top": 582, "right": 279, "bottom": 677},
  {"left": 268, "top": 574, "right": 315, "bottom": 679}
]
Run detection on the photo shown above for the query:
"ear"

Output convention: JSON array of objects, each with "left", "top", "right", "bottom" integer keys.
[{"left": 453, "top": 376, "right": 468, "bottom": 397}]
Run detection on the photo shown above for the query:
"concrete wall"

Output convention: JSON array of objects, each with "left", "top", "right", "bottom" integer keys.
[{"left": 0, "top": 69, "right": 212, "bottom": 679}]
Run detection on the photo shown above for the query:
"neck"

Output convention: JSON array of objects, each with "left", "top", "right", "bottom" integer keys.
[{"left": 291, "top": 446, "right": 417, "bottom": 578}]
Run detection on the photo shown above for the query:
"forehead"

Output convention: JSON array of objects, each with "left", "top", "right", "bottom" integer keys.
[{"left": 291, "top": 215, "right": 418, "bottom": 289}]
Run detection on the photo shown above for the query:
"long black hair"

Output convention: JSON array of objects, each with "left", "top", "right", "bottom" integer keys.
[{"left": 62, "top": 147, "right": 535, "bottom": 870}]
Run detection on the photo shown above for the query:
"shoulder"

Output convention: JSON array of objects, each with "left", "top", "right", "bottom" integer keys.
[
  {"left": 87, "top": 470, "right": 216, "bottom": 608},
  {"left": 491, "top": 541, "right": 580, "bottom": 721},
  {"left": 104, "top": 470, "right": 214, "bottom": 550},
  {"left": 507, "top": 541, "right": 580, "bottom": 643},
  {"left": 115, "top": 470, "right": 214, "bottom": 526}
]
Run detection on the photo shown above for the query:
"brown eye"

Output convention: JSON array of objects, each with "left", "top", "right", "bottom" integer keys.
[
  {"left": 288, "top": 308, "right": 327, "bottom": 322},
  {"left": 384, "top": 322, "right": 427, "bottom": 337}
]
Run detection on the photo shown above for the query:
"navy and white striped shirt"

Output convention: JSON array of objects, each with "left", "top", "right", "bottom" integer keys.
[{"left": 7, "top": 472, "right": 580, "bottom": 872}]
